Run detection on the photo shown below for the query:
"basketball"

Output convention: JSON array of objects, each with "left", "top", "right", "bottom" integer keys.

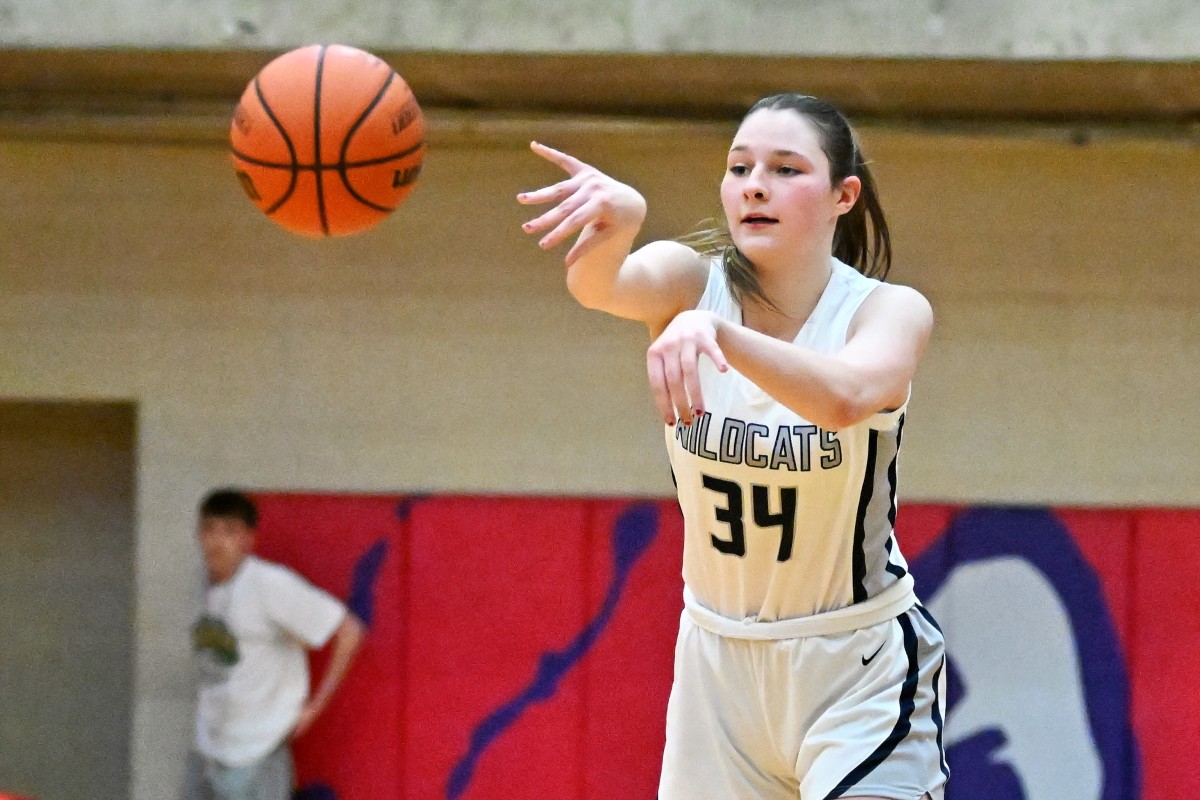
[{"left": 229, "top": 44, "right": 425, "bottom": 237}]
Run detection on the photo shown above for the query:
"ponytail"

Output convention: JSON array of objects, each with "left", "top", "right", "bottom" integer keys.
[{"left": 832, "top": 136, "right": 891, "bottom": 279}]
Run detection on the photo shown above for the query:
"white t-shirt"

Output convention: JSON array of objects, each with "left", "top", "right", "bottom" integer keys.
[
  {"left": 192, "top": 555, "right": 346, "bottom": 766},
  {"left": 665, "top": 257, "right": 910, "bottom": 622}
]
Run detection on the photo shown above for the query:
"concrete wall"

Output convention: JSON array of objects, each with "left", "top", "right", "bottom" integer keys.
[
  {"left": 2, "top": 0, "right": 1200, "bottom": 58},
  {"left": 2, "top": 116, "right": 1199, "bottom": 797}
]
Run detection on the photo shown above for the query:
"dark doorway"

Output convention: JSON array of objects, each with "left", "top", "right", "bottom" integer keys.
[{"left": 0, "top": 401, "right": 136, "bottom": 800}]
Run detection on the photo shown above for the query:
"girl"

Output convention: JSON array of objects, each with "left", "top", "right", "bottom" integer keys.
[{"left": 520, "top": 94, "right": 947, "bottom": 800}]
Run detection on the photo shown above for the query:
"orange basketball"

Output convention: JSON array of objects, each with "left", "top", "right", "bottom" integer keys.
[{"left": 229, "top": 44, "right": 425, "bottom": 237}]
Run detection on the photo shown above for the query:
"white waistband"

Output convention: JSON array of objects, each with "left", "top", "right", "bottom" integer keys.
[{"left": 684, "top": 574, "right": 917, "bottom": 640}]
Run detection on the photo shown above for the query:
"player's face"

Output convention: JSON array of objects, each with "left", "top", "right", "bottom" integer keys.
[
  {"left": 198, "top": 515, "right": 254, "bottom": 583},
  {"left": 720, "top": 109, "right": 857, "bottom": 266}
]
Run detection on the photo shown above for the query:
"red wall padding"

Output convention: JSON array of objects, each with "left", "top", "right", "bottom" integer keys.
[
  {"left": 254, "top": 494, "right": 410, "bottom": 800},
  {"left": 1129, "top": 510, "right": 1200, "bottom": 800},
  {"left": 252, "top": 494, "right": 1199, "bottom": 800}
]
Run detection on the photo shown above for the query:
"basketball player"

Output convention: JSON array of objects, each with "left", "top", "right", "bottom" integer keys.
[{"left": 519, "top": 94, "right": 948, "bottom": 799}]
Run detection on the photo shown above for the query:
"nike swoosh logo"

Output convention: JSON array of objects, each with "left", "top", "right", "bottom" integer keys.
[{"left": 862, "top": 644, "right": 884, "bottom": 665}]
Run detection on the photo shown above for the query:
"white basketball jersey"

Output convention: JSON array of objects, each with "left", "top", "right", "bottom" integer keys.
[{"left": 665, "top": 257, "right": 911, "bottom": 622}]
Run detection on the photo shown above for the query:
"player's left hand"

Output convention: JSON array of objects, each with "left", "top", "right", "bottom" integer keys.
[{"left": 647, "top": 310, "right": 729, "bottom": 426}]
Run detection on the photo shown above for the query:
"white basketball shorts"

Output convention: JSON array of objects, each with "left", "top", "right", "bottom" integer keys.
[{"left": 658, "top": 600, "right": 948, "bottom": 800}]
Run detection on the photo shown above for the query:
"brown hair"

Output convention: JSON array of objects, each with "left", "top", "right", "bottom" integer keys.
[{"left": 683, "top": 94, "right": 892, "bottom": 310}]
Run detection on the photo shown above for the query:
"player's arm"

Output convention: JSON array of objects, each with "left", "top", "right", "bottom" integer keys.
[
  {"left": 720, "top": 284, "right": 932, "bottom": 429},
  {"left": 648, "top": 283, "right": 932, "bottom": 429},
  {"left": 518, "top": 142, "right": 708, "bottom": 330},
  {"left": 293, "top": 612, "right": 365, "bottom": 738}
]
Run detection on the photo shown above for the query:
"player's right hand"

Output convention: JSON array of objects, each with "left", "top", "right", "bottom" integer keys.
[
  {"left": 647, "top": 309, "right": 729, "bottom": 426},
  {"left": 517, "top": 142, "right": 647, "bottom": 266}
]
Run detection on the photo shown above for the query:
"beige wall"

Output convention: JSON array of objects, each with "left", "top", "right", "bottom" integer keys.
[{"left": 2, "top": 116, "right": 1198, "bottom": 798}]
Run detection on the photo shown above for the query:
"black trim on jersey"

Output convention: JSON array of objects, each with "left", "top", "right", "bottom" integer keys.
[
  {"left": 824, "top": 612, "right": 921, "bottom": 800},
  {"left": 886, "top": 414, "right": 905, "bottom": 528},
  {"left": 882, "top": 415, "right": 908, "bottom": 579},
  {"left": 851, "top": 429, "right": 879, "bottom": 603},
  {"left": 884, "top": 537, "right": 908, "bottom": 580}
]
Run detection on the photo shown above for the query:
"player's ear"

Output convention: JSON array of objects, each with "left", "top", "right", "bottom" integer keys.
[{"left": 834, "top": 175, "right": 861, "bottom": 216}]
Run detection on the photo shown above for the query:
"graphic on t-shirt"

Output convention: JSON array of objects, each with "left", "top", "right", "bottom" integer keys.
[{"left": 192, "top": 613, "right": 239, "bottom": 684}]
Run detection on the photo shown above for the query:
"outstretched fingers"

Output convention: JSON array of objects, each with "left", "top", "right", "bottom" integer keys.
[
  {"left": 527, "top": 140, "right": 589, "bottom": 176},
  {"left": 523, "top": 193, "right": 603, "bottom": 250},
  {"left": 517, "top": 143, "right": 602, "bottom": 247},
  {"left": 516, "top": 177, "right": 577, "bottom": 207},
  {"left": 518, "top": 140, "right": 647, "bottom": 264}
]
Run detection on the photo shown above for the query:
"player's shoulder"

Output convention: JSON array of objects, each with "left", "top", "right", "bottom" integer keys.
[
  {"left": 863, "top": 281, "right": 932, "bottom": 321},
  {"left": 628, "top": 239, "right": 713, "bottom": 328},
  {"left": 633, "top": 239, "right": 710, "bottom": 276},
  {"left": 848, "top": 281, "right": 933, "bottom": 345}
]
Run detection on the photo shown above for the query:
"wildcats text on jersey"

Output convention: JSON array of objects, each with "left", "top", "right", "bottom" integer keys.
[{"left": 674, "top": 413, "right": 843, "bottom": 471}]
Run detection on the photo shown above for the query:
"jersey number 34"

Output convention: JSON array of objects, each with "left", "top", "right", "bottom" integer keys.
[{"left": 703, "top": 474, "right": 797, "bottom": 562}]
